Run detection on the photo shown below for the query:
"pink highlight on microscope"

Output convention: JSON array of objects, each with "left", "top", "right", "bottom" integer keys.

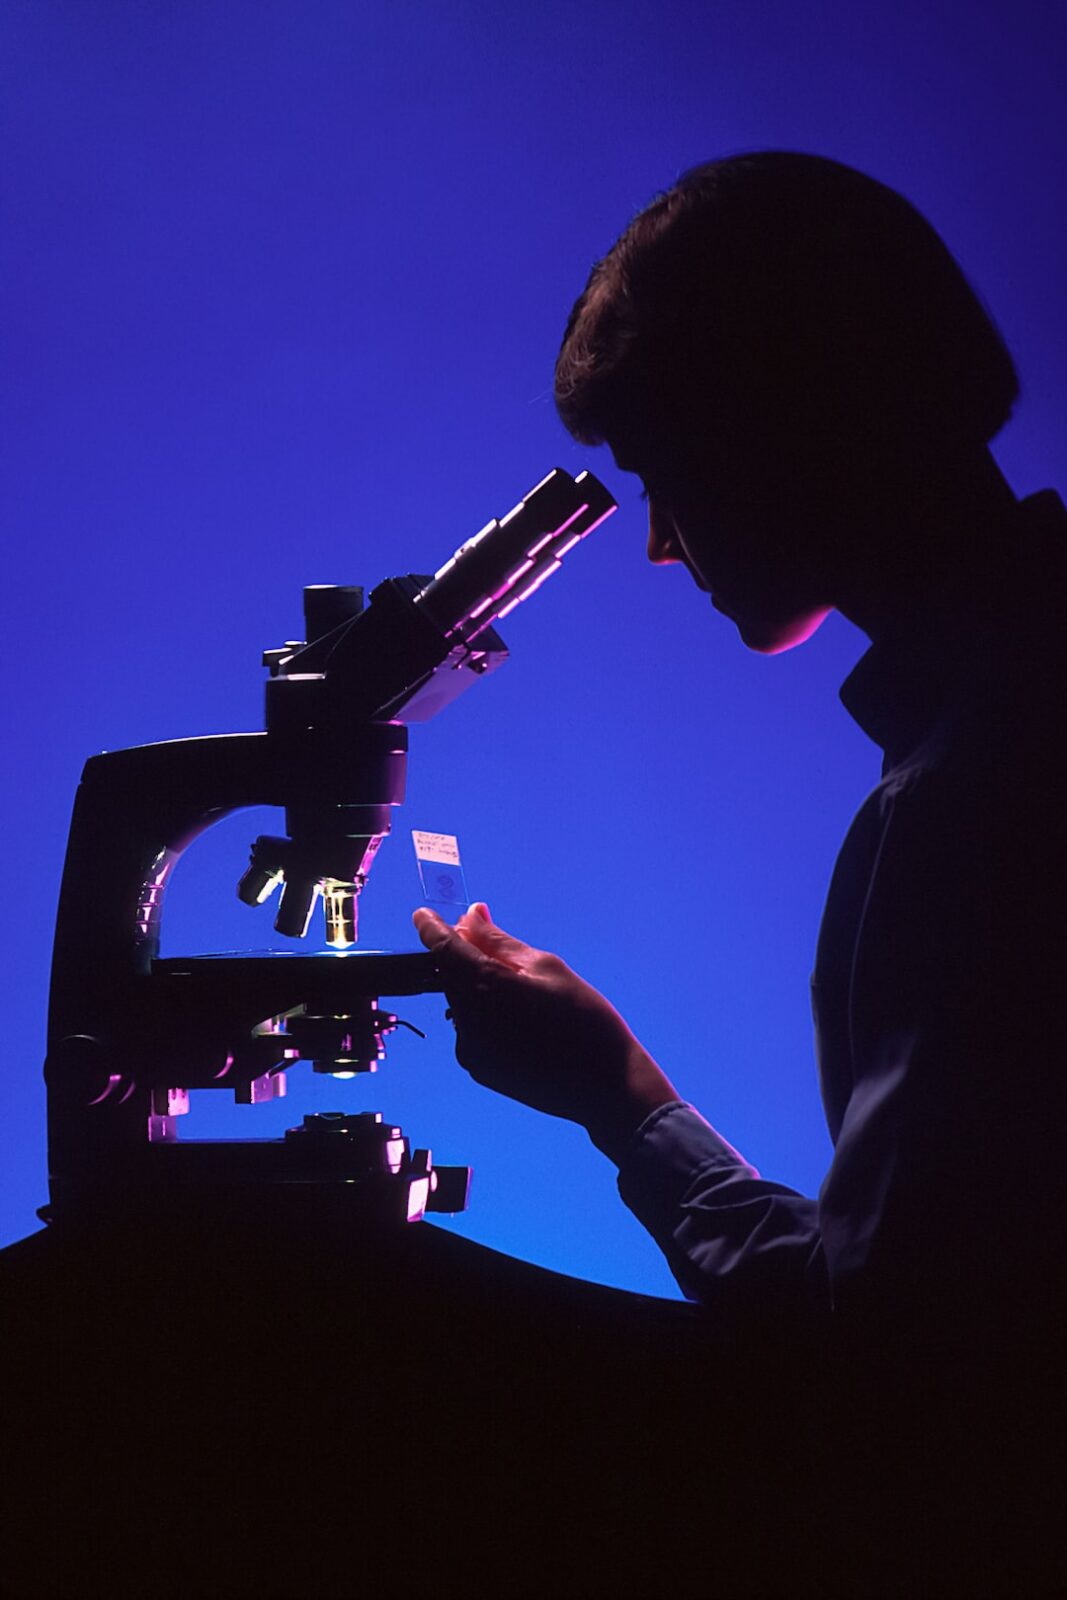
[
  {"left": 467, "top": 555, "right": 537, "bottom": 625},
  {"left": 554, "top": 531, "right": 584, "bottom": 559},
  {"left": 406, "top": 1176, "right": 431, "bottom": 1221},
  {"left": 583, "top": 504, "right": 616, "bottom": 536},
  {"left": 528, "top": 501, "right": 590, "bottom": 558},
  {"left": 87, "top": 1074, "right": 129, "bottom": 1106},
  {"left": 136, "top": 858, "right": 175, "bottom": 937},
  {"left": 505, "top": 556, "right": 537, "bottom": 587},
  {"left": 497, "top": 559, "right": 562, "bottom": 619}
]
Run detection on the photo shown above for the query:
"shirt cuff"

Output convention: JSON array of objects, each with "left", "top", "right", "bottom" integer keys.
[{"left": 617, "top": 1101, "right": 758, "bottom": 1226}]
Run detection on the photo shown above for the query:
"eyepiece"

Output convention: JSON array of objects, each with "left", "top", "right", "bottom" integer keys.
[{"left": 413, "top": 468, "right": 616, "bottom": 642}]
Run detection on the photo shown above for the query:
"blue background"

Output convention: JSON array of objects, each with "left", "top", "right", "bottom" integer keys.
[{"left": 2, "top": 1, "right": 1063, "bottom": 1297}]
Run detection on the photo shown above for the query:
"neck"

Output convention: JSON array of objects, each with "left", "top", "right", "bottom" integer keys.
[{"left": 832, "top": 446, "right": 1020, "bottom": 644}]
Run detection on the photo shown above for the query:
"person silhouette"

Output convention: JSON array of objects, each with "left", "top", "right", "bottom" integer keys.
[{"left": 415, "top": 152, "right": 1066, "bottom": 1594}]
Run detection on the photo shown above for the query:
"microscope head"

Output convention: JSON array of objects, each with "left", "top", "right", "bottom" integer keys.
[{"left": 238, "top": 468, "right": 615, "bottom": 950}]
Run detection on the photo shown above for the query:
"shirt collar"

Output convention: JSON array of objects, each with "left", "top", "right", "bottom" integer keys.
[{"left": 838, "top": 490, "right": 1067, "bottom": 761}]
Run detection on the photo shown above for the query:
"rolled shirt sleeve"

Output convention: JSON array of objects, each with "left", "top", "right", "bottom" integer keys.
[{"left": 617, "top": 1102, "right": 829, "bottom": 1323}]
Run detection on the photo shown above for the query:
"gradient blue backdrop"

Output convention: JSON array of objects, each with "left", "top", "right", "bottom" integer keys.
[{"left": 2, "top": 1, "right": 1064, "bottom": 1297}]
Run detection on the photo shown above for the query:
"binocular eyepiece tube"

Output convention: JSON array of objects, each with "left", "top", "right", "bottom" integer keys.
[{"left": 412, "top": 468, "right": 616, "bottom": 644}]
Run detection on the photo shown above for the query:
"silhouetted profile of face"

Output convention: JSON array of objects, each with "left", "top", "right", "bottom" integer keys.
[
  {"left": 555, "top": 152, "right": 1018, "bottom": 652},
  {"left": 614, "top": 419, "right": 836, "bottom": 654}
]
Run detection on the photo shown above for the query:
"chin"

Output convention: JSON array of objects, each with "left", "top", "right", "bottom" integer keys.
[{"left": 735, "top": 607, "right": 832, "bottom": 654}]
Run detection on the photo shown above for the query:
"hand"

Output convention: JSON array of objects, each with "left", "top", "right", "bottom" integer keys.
[{"left": 412, "top": 902, "right": 681, "bottom": 1163}]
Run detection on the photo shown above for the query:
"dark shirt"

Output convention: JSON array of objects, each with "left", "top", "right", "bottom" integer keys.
[{"left": 617, "top": 489, "right": 1067, "bottom": 1343}]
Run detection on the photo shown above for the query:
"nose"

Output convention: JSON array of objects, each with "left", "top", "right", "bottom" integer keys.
[{"left": 647, "top": 504, "right": 682, "bottom": 566}]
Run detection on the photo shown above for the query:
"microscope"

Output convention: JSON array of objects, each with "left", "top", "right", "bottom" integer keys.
[
  {"left": 42, "top": 467, "right": 616, "bottom": 1229},
  {"left": 9, "top": 466, "right": 795, "bottom": 1600}
]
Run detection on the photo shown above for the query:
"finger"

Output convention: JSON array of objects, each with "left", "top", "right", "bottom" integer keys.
[
  {"left": 458, "top": 906, "right": 540, "bottom": 972},
  {"left": 412, "top": 907, "right": 498, "bottom": 986},
  {"left": 451, "top": 904, "right": 526, "bottom": 969},
  {"left": 453, "top": 905, "right": 487, "bottom": 941},
  {"left": 412, "top": 907, "right": 452, "bottom": 950}
]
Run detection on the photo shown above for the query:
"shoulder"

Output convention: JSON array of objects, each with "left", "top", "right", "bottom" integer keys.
[{"left": 908, "top": 489, "right": 1067, "bottom": 814}]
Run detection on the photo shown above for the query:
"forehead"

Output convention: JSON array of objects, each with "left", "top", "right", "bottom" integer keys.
[
  {"left": 608, "top": 425, "right": 683, "bottom": 481},
  {"left": 609, "top": 432, "right": 704, "bottom": 498}
]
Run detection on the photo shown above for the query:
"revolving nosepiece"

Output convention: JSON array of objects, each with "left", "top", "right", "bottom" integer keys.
[{"left": 237, "top": 834, "right": 373, "bottom": 947}]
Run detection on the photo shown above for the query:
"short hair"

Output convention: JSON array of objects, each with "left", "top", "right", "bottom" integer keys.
[{"left": 555, "top": 152, "right": 1018, "bottom": 456}]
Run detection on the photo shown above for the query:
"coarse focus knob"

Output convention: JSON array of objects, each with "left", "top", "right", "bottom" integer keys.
[{"left": 44, "top": 1034, "right": 134, "bottom": 1107}]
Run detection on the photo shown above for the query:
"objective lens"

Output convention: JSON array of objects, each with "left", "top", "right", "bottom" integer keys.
[{"left": 323, "top": 883, "right": 358, "bottom": 948}]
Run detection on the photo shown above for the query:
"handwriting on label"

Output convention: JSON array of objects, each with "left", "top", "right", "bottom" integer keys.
[{"left": 411, "top": 830, "right": 462, "bottom": 866}]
